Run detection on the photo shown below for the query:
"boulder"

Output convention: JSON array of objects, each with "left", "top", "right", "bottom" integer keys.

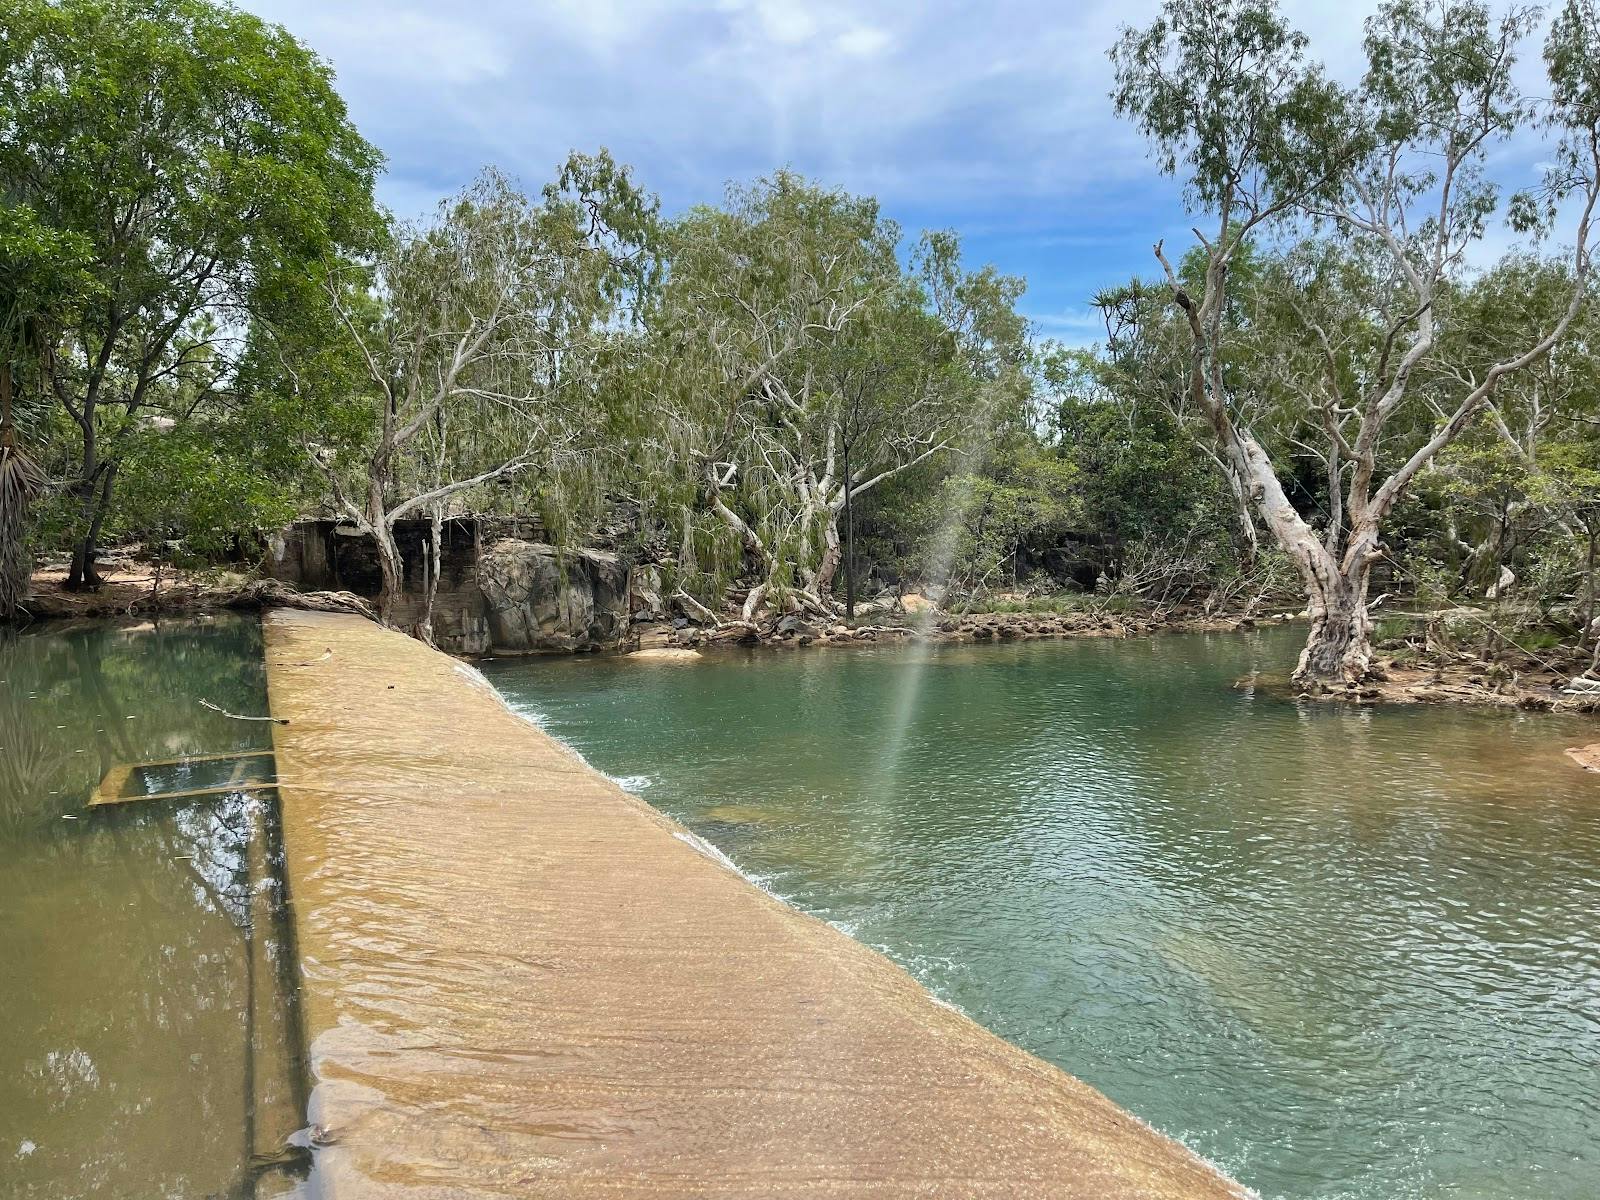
[
  {"left": 628, "top": 564, "right": 667, "bottom": 620},
  {"left": 478, "top": 540, "right": 629, "bottom": 653},
  {"left": 776, "top": 613, "right": 818, "bottom": 639},
  {"left": 634, "top": 623, "right": 677, "bottom": 650}
]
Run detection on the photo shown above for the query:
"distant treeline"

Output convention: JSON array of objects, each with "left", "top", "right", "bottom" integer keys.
[{"left": 2, "top": 0, "right": 1597, "bottom": 690}]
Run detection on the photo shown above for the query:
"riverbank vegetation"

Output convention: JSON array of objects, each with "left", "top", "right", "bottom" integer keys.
[{"left": 1, "top": 0, "right": 1598, "bottom": 699}]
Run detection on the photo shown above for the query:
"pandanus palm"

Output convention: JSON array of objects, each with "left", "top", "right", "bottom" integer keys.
[{"left": 0, "top": 360, "right": 46, "bottom": 620}]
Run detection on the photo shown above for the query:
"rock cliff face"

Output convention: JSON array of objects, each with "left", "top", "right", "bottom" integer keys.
[
  {"left": 267, "top": 520, "right": 637, "bottom": 657},
  {"left": 478, "top": 540, "right": 629, "bottom": 653}
]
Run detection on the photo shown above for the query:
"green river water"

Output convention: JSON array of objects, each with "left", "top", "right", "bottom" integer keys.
[
  {"left": 483, "top": 626, "right": 1600, "bottom": 1200},
  {"left": 0, "top": 617, "right": 300, "bottom": 1199},
  {"left": 3, "top": 618, "right": 1597, "bottom": 1199}
]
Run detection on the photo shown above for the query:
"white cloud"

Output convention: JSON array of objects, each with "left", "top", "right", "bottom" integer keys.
[
  {"left": 835, "top": 26, "right": 891, "bottom": 58},
  {"left": 242, "top": 0, "right": 1167, "bottom": 214},
  {"left": 1031, "top": 309, "right": 1103, "bottom": 332},
  {"left": 289, "top": 8, "right": 511, "bottom": 85},
  {"left": 236, "top": 0, "right": 1567, "bottom": 318},
  {"left": 751, "top": 1, "right": 818, "bottom": 45}
]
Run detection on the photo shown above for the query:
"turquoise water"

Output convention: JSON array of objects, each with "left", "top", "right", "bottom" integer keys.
[{"left": 484, "top": 628, "right": 1600, "bottom": 1200}]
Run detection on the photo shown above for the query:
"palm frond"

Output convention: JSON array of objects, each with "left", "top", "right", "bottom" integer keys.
[{"left": 0, "top": 442, "right": 46, "bottom": 618}]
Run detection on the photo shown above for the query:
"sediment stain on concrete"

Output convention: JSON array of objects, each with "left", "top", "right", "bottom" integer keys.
[{"left": 264, "top": 609, "right": 1249, "bottom": 1198}]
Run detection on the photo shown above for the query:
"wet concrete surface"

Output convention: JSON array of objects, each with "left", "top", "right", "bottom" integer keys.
[{"left": 264, "top": 609, "right": 1247, "bottom": 1198}]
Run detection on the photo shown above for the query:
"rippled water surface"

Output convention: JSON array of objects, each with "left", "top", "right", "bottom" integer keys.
[
  {"left": 484, "top": 628, "right": 1600, "bottom": 1200},
  {"left": 0, "top": 617, "right": 302, "bottom": 1199}
]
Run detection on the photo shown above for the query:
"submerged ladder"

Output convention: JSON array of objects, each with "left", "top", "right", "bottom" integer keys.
[
  {"left": 87, "top": 750, "right": 276, "bottom": 807},
  {"left": 83, "top": 750, "right": 310, "bottom": 1198}
]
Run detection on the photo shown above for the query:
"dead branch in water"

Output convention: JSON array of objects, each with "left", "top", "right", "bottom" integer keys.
[{"left": 199, "top": 699, "right": 289, "bottom": 725}]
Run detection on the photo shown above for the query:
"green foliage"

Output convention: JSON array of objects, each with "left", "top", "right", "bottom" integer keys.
[
  {"left": 0, "top": 0, "right": 383, "bottom": 584},
  {"left": 893, "top": 440, "right": 1078, "bottom": 594},
  {"left": 1109, "top": 0, "right": 1358, "bottom": 216},
  {"left": 0, "top": 0, "right": 384, "bottom": 310},
  {"left": 111, "top": 415, "right": 300, "bottom": 562},
  {"left": 637, "top": 171, "right": 1031, "bottom": 611},
  {"left": 1055, "top": 393, "right": 1221, "bottom": 554},
  {"left": 0, "top": 204, "right": 93, "bottom": 359}
]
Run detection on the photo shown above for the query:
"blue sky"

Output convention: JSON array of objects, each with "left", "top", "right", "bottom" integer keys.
[{"left": 239, "top": 1, "right": 1552, "bottom": 346}]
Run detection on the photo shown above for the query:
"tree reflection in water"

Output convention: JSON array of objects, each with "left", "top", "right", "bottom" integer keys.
[{"left": 0, "top": 617, "right": 306, "bottom": 1199}]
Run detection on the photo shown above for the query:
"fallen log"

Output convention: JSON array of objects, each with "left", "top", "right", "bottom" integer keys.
[{"left": 227, "top": 579, "right": 378, "bottom": 621}]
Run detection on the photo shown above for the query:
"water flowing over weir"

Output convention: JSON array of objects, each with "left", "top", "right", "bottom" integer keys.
[{"left": 262, "top": 609, "right": 1247, "bottom": 1198}]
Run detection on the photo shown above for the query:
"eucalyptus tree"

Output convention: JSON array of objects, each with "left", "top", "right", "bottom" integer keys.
[
  {"left": 650, "top": 174, "right": 1028, "bottom": 621},
  {"left": 1426, "top": 258, "right": 1600, "bottom": 651},
  {"left": 302, "top": 158, "right": 658, "bottom": 633},
  {"left": 1421, "top": 258, "right": 1596, "bottom": 587},
  {"left": 1110, "top": 0, "right": 1600, "bottom": 689},
  {"left": 813, "top": 236, "right": 1031, "bottom": 611},
  {"left": 0, "top": 0, "right": 383, "bottom": 590}
]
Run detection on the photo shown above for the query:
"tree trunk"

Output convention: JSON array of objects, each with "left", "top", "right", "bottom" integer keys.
[
  {"left": 741, "top": 581, "right": 769, "bottom": 623},
  {"left": 1293, "top": 555, "right": 1375, "bottom": 691},
  {"left": 813, "top": 512, "right": 842, "bottom": 598},
  {"left": 843, "top": 443, "right": 855, "bottom": 619},
  {"left": 373, "top": 521, "right": 406, "bottom": 627},
  {"left": 419, "top": 505, "right": 443, "bottom": 647},
  {"left": 819, "top": 524, "right": 844, "bottom": 601},
  {"left": 65, "top": 461, "right": 118, "bottom": 592},
  {"left": 1217, "top": 429, "right": 1379, "bottom": 692},
  {"left": 0, "top": 362, "right": 45, "bottom": 620},
  {"left": 1583, "top": 522, "right": 1597, "bottom": 659},
  {"left": 66, "top": 539, "right": 98, "bottom": 591}
]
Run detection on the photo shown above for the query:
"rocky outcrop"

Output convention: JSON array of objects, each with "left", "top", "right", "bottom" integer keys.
[
  {"left": 267, "top": 520, "right": 641, "bottom": 657},
  {"left": 478, "top": 540, "right": 629, "bottom": 653},
  {"left": 628, "top": 563, "right": 667, "bottom": 621}
]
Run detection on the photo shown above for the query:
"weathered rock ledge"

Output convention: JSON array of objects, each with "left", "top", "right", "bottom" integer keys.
[{"left": 1567, "top": 743, "right": 1600, "bottom": 772}]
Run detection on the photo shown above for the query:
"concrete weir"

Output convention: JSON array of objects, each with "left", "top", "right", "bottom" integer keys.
[{"left": 264, "top": 609, "right": 1248, "bottom": 1199}]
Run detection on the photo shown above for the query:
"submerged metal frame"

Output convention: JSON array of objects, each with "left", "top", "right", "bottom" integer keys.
[{"left": 88, "top": 749, "right": 277, "bottom": 808}]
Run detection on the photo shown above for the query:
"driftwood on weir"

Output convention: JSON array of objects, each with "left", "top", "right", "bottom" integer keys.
[{"left": 227, "top": 578, "right": 378, "bottom": 622}]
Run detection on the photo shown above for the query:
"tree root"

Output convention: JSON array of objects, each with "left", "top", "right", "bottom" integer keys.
[{"left": 227, "top": 579, "right": 378, "bottom": 621}]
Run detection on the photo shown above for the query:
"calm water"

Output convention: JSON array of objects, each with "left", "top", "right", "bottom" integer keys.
[
  {"left": 0, "top": 616, "right": 303, "bottom": 1199},
  {"left": 484, "top": 628, "right": 1600, "bottom": 1200}
]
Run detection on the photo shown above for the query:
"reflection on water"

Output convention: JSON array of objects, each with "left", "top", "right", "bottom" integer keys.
[
  {"left": 485, "top": 628, "right": 1600, "bottom": 1200},
  {"left": 0, "top": 616, "right": 305, "bottom": 1199}
]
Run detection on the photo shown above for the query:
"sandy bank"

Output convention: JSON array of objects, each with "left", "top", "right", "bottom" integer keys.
[
  {"left": 1569, "top": 743, "right": 1600, "bottom": 772},
  {"left": 263, "top": 608, "right": 1247, "bottom": 1199}
]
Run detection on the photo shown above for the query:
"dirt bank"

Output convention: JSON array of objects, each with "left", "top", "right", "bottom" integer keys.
[
  {"left": 19, "top": 563, "right": 371, "bottom": 621},
  {"left": 1241, "top": 656, "right": 1600, "bottom": 715}
]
